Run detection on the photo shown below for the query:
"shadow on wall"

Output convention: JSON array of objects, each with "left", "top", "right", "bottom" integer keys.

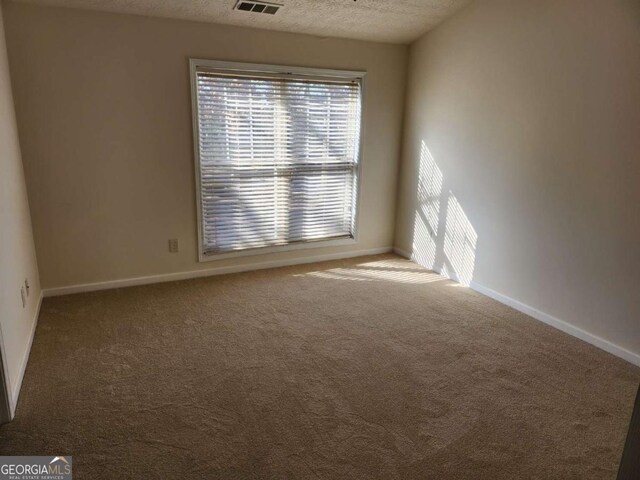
[{"left": 411, "top": 141, "right": 477, "bottom": 286}]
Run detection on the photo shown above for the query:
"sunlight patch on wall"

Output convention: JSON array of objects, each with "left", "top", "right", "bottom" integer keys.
[
  {"left": 413, "top": 214, "right": 438, "bottom": 269},
  {"left": 411, "top": 141, "right": 443, "bottom": 269},
  {"left": 409, "top": 140, "right": 478, "bottom": 286},
  {"left": 443, "top": 194, "right": 477, "bottom": 286},
  {"left": 417, "top": 142, "right": 443, "bottom": 234}
]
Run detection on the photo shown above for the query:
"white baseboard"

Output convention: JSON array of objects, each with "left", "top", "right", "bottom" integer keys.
[
  {"left": 43, "top": 247, "right": 393, "bottom": 298},
  {"left": 41, "top": 243, "right": 640, "bottom": 368},
  {"left": 470, "top": 281, "right": 640, "bottom": 368},
  {"left": 394, "top": 246, "right": 640, "bottom": 368},
  {"left": 10, "top": 291, "right": 43, "bottom": 415}
]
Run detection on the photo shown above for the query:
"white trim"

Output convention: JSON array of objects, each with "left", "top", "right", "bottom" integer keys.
[
  {"left": 189, "top": 59, "right": 366, "bottom": 81},
  {"left": 10, "top": 291, "right": 43, "bottom": 415},
  {"left": 0, "top": 323, "right": 12, "bottom": 423},
  {"left": 189, "top": 58, "right": 367, "bottom": 263},
  {"left": 201, "top": 237, "right": 357, "bottom": 261},
  {"left": 394, "top": 246, "right": 640, "bottom": 367},
  {"left": 469, "top": 281, "right": 640, "bottom": 368},
  {"left": 43, "top": 247, "right": 392, "bottom": 298}
]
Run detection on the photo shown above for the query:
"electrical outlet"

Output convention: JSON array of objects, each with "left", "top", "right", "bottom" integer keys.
[
  {"left": 25, "top": 278, "right": 30, "bottom": 296},
  {"left": 168, "top": 239, "right": 179, "bottom": 253},
  {"left": 20, "top": 286, "right": 26, "bottom": 308}
]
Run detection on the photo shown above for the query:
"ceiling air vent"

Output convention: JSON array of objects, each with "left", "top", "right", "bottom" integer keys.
[{"left": 234, "top": 1, "right": 281, "bottom": 15}]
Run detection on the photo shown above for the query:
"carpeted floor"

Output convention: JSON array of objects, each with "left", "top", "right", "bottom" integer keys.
[{"left": 1, "top": 254, "right": 638, "bottom": 479}]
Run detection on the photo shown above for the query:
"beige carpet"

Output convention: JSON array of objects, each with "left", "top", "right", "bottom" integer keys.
[{"left": 1, "top": 254, "right": 638, "bottom": 479}]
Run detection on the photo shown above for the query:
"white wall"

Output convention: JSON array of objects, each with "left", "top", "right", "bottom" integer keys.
[
  {"left": 0, "top": 0, "right": 41, "bottom": 417},
  {"left": 2, "top": 2, "right": 407, "bottom": 291},
  {"left": 396, "top": 0, "right": 640, "bottom": 361}
]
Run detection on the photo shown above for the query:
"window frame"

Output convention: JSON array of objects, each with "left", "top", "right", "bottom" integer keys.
[{"left": 189, "top": 58, "right": 366, "bottom": 262}]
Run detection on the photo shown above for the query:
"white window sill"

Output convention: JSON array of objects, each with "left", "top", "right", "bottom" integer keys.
[{"left": 198, "top": 237, "right": 358, "bottom": 263}]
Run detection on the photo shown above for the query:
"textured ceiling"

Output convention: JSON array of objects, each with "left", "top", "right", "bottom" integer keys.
[{"left": 10, "top": 0, "right": 473, "bottom": 44}]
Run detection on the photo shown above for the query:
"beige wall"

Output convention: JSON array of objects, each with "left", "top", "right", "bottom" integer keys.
[
  {"left": 2, "top": 2, "right": 407, "bottom": 289},
  {"left": 0, "top": 0, "right": 41, "bottom": 416},
  {"left": 396, "top": 0, "right": 640, "bottom": 358}
]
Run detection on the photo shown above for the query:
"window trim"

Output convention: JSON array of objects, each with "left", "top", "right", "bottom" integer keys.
[{"left": 189, "top": 58, "right": 366, "bottom": 262}]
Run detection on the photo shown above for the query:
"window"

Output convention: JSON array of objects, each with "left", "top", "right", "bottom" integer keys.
[{"left": 190, "top": 60, "right": 364, "bottom": 260}]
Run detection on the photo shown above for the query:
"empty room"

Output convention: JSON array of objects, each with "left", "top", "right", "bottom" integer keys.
[{"left": 0, "top": 0, "right": 639, "bottom": 478}]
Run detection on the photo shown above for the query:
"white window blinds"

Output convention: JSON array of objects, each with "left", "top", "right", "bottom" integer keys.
[{"left": 193, "top": 64, "right": 362, "bottom": 256}]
